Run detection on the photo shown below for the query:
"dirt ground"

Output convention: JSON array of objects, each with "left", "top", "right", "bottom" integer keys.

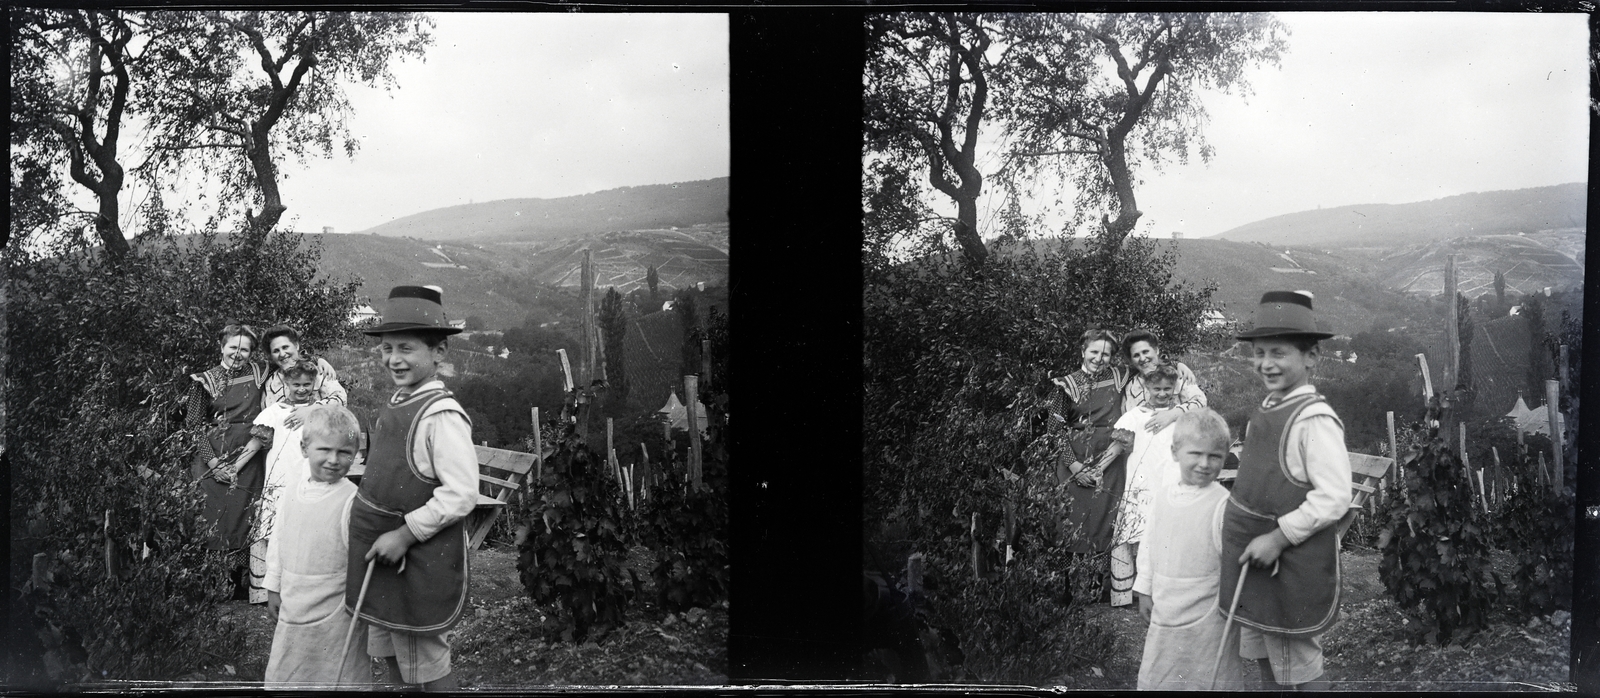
[
  {"left": 1046, "top": 547, "right": 1573, "bottom": 691},
  {"left": 151, "top": 543, "right": 727, "bottom": 689}
]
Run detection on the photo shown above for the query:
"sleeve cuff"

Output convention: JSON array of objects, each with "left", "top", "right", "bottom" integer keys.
[
  {"left": 404, "top": 513, "right": 433, "bottom": 544},
  {"left": 1276, "top": 518, "right": 1307, "bottom": 546}
]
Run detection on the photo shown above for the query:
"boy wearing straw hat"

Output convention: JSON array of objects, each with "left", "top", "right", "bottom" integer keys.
[
  {"left": 347, "top": 285, "right": 477, "bottom": 691},
  {"left": 262, "top": 404, "right": 370, "bottom": 686},
  {"left": 1220, "top": 290, "right": 1351, "bottom": 690}
]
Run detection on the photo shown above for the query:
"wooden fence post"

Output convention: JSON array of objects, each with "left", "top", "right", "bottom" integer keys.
[
  {"left": 1546, "top": 379, "right": 1563, "bottom": 493},
  {"left": 685, "top": 375, "right": 703, "bottom": 490},
  {"left": 1443, "top": 254, "right": 1459, "bottom": 394}
]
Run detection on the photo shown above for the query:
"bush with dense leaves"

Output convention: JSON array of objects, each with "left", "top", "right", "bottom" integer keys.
[
  {"left": 864, "top": 237, "right": 1211, "bottom": 682},
  {"left": 1375, "top": 414, "right": 1501, "bottom": 645},
  {"left": 7, "top": 226, "right": 360, "bottom": 683},
  {"left": 639, "top": 307, "right": 729, "bottom": 611},
  {"left": 516, "top": 396, "right": 638, "bottom": 643}
]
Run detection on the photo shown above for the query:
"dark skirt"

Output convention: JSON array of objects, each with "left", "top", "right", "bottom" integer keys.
[
  {"left": 193, "top": 421, "right": 266, "bottom": 551},
  {"left": 1062, "top": 428, "right": 1128, "bottom": 554}
]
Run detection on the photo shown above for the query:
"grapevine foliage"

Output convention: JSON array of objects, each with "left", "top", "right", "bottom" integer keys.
[
  {"left": 1491, "top": 434, "right": 1574, "bottom": 618},
  {"left": 516, "top": 398, "right": 638, "bottom": 643},
  {"left": 1376, "top": 422, "right": 1501, "bottom": 645},
  {"left": 640, "top": 308, "right": 730, "bottom": 611}
]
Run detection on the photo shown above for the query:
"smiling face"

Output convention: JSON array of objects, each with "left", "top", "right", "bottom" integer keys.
[
  {"left": 302, "top": 430, "right": 358, "bottom": 483},
  {"left": 1128, "top": 340, "right": 1161, "bottom": 376},
  {"left": 269, "top": 336, "right": 302, "bottom": 370},
  {"left": 1081, "top": 339, "right": 1116, "bottom": 374},
  {"left": 378, "top": 331, "right": 444, "bottom": 391},
  {"left": 219, "top": 334, "right": 253, "bottom": 370},
  {"left": 1171, "top": 433, "right": 1228, "bottom": 487},
  {"left": 1251, "top": 337, "right": 1318, "bottom": 398},
  {"left": 1144, "top": 376, "right": 1177, "bottom": 409},
  {"left": 285, "top": 373, "right": 317, "bottom": 404}
]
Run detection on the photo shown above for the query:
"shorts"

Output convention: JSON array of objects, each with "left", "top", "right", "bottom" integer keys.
[
  {"left": 1239, "top": 626, "right": 1323, "bottom": 685},
  {"left": 368, "top": 625, "right": 452, "bottom": 684}
]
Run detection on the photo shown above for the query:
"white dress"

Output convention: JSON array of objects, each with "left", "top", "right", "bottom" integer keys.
[
  {"left": 1133, "top": 481, "right": 1243, "bottom": 690},
  {"left": 1111, "top": 406, "right": 1179, "bottom": 548},
  {"left": 248, "top": 400, "right": 310, "bottom": 604},
  {"left": 264, "top": 477, "right": 370, "bottom": 687}
]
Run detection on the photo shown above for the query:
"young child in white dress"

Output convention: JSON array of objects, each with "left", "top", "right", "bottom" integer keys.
[
  {"left": 263, "top": 404, "right": 370, "bottom": 687},
  {"left": 1133, "top": 408, "right": 1242, "bottom": 690},
  {"left": 1109, "top": 363, "right": 1183, "bottom": 607},
  {"left": 245, "top": 360, "right": 320, "bottom": 604}
]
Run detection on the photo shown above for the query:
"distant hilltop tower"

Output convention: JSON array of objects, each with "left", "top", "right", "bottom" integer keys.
[
  {"left": 322, "top": 226, "right": 334, "bottom": 234},
  {"left": 1172, "top": 231, "right": 1183, "bottom": 240}
]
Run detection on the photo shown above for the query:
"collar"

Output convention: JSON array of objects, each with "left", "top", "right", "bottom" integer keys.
[
  {"left": 1263, "top": 383, "right": 1316, "bottom": 408},
  {"left": 393, "top": 379, "right": 445, "bottom": 403}
]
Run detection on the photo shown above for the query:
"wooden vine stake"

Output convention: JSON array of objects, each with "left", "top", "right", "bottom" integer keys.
[
  {"left": 685, "top": 375, "right": 703, "bottom": 491},
  {"left": 701, "top": 338, "right": 712, "bottom": 392},
  {"left": 1490, "top": 447, "right": 1502, "bottom": 508},
  {"left": 1415, "top": 354, "right": 1433, "bottom": 408},
  {"left": 532, "top": 407, "right": 543, "bottom": 481},
  {"left": 639, "top": 442, "right": 651, "bottom": 502},
  {"left": 1458, "top": 422, "right": 1480, "bottom": 511},
  {"left": 557, "top": 349, "right": 574, "bottom": 393},
  {"left": 1386, "top": 411, "right": 1400, "bottom": 505},
  {"left": 1546, "top": 379, "right": 1564, "bottom": 494}
]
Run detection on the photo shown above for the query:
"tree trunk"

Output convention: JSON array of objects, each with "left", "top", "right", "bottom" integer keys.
[
  {"left": 953, "top": 197, "right": 987, "bottom": 268},
  {"left": 1097, "top": 133, "right": 1141, "bottom": 256},
  {"left": 93, "top": 184, "right": 130, "bottom": 260},
  {"left": 244, "top": 131, "right": 287, "bottom": 238}
]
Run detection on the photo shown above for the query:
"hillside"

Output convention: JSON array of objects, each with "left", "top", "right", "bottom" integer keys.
[
  {"left": 1214, "top": 183, "right": 1585, "bottom": 248},
  {"left": 1151, "top": 237, "right": 1418, "bottom": 335},
  {"left": 305, "top": 225, "right": 728, "bottom": 331},
  {"left": 358, "top": 178, "right": 728, "bottom": 243}
]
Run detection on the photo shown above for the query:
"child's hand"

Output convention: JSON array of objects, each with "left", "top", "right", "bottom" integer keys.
[
  {"left": 267, "top": 591, "right": 281, "bottom": 620},
  {"left": 367, "top": 526, "right": 419, "bottom": 566},
  {"left": 1239, "top": 529, "right": 1292, "bottom": 569},
  {"left": 1136, "top": 591, "right": 1152, "bottom": 622}
]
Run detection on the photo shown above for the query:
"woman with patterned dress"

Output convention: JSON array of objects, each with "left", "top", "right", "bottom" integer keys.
[
  {"left": 1048, "top": 329, "right": 1133, "bottom": 601},
  {"left": 187, "top": 324, "right": 270, "bottom": 599}
]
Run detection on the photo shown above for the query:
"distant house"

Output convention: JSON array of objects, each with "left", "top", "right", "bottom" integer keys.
[
  {"left": 1199, "top": 310, "right": 1230, "bottom": 328},
  {"left": 349, "top": 304, "right": 379, "bottom": 325},
  {"left": 448, "top": 319, "right": 467, "bottom": 329}
]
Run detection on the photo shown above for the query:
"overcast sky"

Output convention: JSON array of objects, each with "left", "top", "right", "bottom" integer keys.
[
  {"left": 965, "top": 12, "right": 1590, "bottom": 240},
  {"left": 125, "top": 12, "right": 729, "bottom": 235}
]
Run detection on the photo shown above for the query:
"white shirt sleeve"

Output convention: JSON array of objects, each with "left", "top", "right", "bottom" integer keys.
[
  {"left": 315, "top": 357, "right": 348, "bottom": 406},
  {"left": 1176, "top": 362, "right": 1206, "bottom": 412},
  {"left": 402, "top": 402, "right": 480, "bottom": 542},
  {"left": 263, "top": 481, "right": 293, "bottom": 593},
  {"left": 1276, "top": 406, "right": 1353, "bottom": 545}
]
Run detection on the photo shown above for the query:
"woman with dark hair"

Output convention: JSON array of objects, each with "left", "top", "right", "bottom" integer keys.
[
  {"left": 1120, "top": 329, "right": 1206, "bottom": 433},
  {"left": 259, "top": 325, "right": 347, "bottom": 429},
  {"left": 1048, "top": 328, "right": 1133, "bottom": 602},
  {"left": 187, "top": 323, "right": 270, "bottom": 599}
]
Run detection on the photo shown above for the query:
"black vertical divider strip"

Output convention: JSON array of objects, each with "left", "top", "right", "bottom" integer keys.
[
  {"left": 728, "top": 10, "right": 865, "bottom": 683},
  {"left": 1571, "top": 11, "right": 1600, "bottom": 691}
]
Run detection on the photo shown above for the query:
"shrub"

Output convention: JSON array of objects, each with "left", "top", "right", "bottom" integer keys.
[
  {"left": 864, "top": 237, "right": 1211, "bottom": 681},
  {"left": 1492, "top": 430, "right": 1574, "bottom": 618},
  {"left": 515, "top": 394, "right": 638, "bottom": 643},
  {"left": 7, "top": 225, "right": 359, "bottom": 682},
  {"left": 1375, "top": 414, "right": 1501, "bottom": 645},
  {"left": 639, "top": 308, "right": 728, "bottom": 611}
]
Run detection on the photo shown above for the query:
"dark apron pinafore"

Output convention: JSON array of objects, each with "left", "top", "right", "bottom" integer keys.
[
  {"left": 1219, "top": 393, "right": 1342, "bottom": 637},
  {"left": 346, "top": 388, "right": 470, "bottom": 633},
  {"left": 1059, "top": 370, "right": 1129, "bottom": 554}
]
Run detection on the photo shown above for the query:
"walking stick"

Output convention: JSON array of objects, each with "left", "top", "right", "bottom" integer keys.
[
  {"left": 338, "top": 558, "right": 377, "bottom": 687},
  {"left": 1211, "top": 561, "right": 1251, "bottom": 690}
]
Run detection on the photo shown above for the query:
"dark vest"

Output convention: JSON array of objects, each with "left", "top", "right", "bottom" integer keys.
[
  {"left": 346, "top": 387, "right": 471, "bottom": 633},
  {"left": 1218, "top": 392, "right": 1343, "bottom": 637}
]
